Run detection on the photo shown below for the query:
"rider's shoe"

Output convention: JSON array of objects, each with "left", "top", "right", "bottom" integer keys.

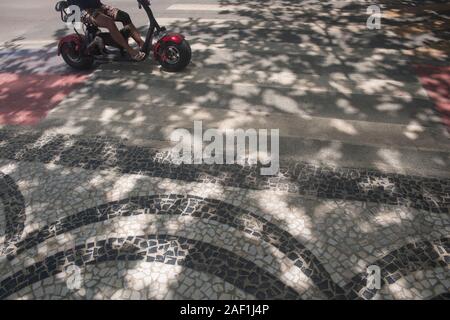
[{"left": 131, "top": 51, "right": 146, "bottom": 62}]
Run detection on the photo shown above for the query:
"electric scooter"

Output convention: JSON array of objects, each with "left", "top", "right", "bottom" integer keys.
[{"left": 54, "top": 0, "right": 191, "bottom": 72}]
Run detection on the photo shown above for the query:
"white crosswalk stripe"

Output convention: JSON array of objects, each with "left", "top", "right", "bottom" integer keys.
[{"left": 166, "top": 4, "right": 230, "bottom": 11}]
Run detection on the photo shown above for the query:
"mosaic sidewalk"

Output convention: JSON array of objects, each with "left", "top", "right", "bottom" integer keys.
[{"left": 0, "top": 129, "right": 449, "bottom": 300}]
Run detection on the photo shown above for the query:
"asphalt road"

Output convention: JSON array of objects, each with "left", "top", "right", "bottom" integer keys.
[
  {"left": 0, "top": 0, "right": 449, "bottom": 176},
  {"left": 0, "top": 0, "right": 174, "bottom": 43}
]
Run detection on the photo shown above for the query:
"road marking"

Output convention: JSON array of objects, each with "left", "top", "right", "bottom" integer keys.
[
  {"left": 1, "top": 40, "right": 58, "bottom": 50},
  {"left": 386, "top": 3, "right": 450, "bottom": 15},
  {"left": 157, "top": 17, "right": 250, "bottom": 24},
  {"left": 166, "top": 4, "right": 242, "bottom": 11},
  {"left": 165, "top": 1, "right": 375, "bottom": 11}
]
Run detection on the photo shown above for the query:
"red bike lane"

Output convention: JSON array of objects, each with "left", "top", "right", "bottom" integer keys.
[
  {"left": 0, "top": 46, "right": 89, "bottom": 125},
  {"left": 414, "top": 64, "right": 450, "bottom": 129}
]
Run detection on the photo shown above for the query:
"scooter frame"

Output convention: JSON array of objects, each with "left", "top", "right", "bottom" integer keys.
[{"left": 137, "top": 0, "right": 185, "bottom": 61}]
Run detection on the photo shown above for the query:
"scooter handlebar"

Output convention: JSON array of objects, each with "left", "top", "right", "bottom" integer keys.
[
  {"left": 138, "top": 0, "right": 150, "bottom": 9},
  {"left": 55, "top": 1, "right": 68, "bottom": 12}
]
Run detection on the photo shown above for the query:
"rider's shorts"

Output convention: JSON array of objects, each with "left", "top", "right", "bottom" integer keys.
[{"left": 80, "top": 4, "right": 119, "bottom": 26}]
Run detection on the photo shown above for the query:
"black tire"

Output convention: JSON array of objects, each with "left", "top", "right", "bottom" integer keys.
[
  {"left": 159, "top": 40, "right": 191, "bottom": 72},
  {"left": 61, "top": 42, "right": 94, "bottom": 70}
]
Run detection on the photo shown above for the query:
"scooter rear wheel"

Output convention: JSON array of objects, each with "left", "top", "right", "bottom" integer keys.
[
  {"left": 61, "top": 42, "right": 94, "bottom": 70},
  {"left": 159, "top": 40, "right": 191, "bottom": 72}
]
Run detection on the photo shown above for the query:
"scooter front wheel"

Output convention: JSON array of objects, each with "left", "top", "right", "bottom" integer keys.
[
  {"left": 61, "top": 42, "right": 94, "bottom": 70},
  {"left": 158, "top": 40, "right": 191, "bottom": 72}
]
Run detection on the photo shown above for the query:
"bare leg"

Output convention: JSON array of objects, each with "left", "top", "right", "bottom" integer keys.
[
  {"left": 93, "top": 13, "right": 139, "bottom": 56},
  {"left": 128, "top": 23, "right": 145, "bottom": 49}
]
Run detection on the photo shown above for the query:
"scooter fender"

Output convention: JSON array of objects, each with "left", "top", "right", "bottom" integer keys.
[
  {"left": 159, "top": 32, "right": 185, "bottom": 45},
  {"left": 57, "top": 34, "right": 84, "bottom": 56},
  {"left": 153, "top": 32, "right": 185, "bottom": 61}
]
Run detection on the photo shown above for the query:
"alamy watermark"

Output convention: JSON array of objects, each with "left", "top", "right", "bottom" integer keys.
[
  {"left": 64, "top": 264, "right": 83, "bottom": 290},
  {"left": 61, "top": 4, "right": 83, "bottom": 29},
  {"left": 170, "top": 121, "right": 280, "bottom": 175},
  {"left": 366, "top": 5, "right": 382, "bottom": 30},
  {"left": 366, "top": 265, "right": 381, "bottom": 290}
]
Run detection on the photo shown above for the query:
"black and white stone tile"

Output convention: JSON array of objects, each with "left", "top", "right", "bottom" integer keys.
[
  {"left": 0, "top": 128, "right": 449, "bottom": 300},
  {"left": 0, "top": 214, "right": 327, "bottom": 299},
  {"left": 375, "top": 267, "right": 449, "bottom": 300},
  {"left": 0, "top": 172, "right": 26, "bottom": 246},
  {"left": 6, "top": 261, "right": 257, "bottom": 300},
  {"left": 0, "top": 234, "right": 304, "bottom": 300}
]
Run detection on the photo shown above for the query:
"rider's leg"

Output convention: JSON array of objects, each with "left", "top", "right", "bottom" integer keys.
[
  {"left": 128, "top": 23, "right": 145, "bottom": 49},
  {"left": 115, "top": 10, "right": 144, "bottom": 49},
  {"left": 93, "top": 13, "right": 139, "bottom": 57}
]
